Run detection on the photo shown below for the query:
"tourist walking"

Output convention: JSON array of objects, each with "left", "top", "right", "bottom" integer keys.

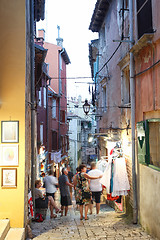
[
  {"left": 73, "top": 164, "right": 102, "bottom": 220},
  {"left": 43, "top": 169, "right": 58, "bottom": 200},
  {"left": 67, "top": 165, "right": 74, "bottom": 200},
  {"left": 59, "top": 168, "right": 74, "bottom": 216},
  {"left": 88, "top": 162, "right": 103, "bottom": 214}
]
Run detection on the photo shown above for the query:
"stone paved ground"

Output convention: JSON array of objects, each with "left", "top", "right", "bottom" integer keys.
[{"left": 30, "top": 194, "right": 157, "bottom": 240}]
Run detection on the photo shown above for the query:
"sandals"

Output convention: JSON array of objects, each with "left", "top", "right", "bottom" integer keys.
[
  {"left": 55, "top": 209, "right": 62, "bottom": 214},
  {"left": 80, "top": 217, "right": 84, "bottom": 220},
  {"left": 50, "top": 214, "right": 57, "bottom": 219},
  {"left": 85, "top": 217, "right": 89, "bottom": 220}
]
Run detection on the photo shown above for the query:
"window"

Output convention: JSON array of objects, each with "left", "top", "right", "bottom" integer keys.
[
  {"left": 52, "top": 131, "right": 57, "bottom": 150},
  {"left": 148, "top": 122, "right": 160, "bottom": 168},
  {"left": 137, "top": 0, "right": 153, "bottom": 39},
  {"left": 121, "top": 65, "right": 130, "bottom": 105},
  {"left": 77, "top": 133, "right": 81, "bottom": 141},
  {"left": 137, "top": 119, "right": 160, "bottom": 169},
  {"left": 38, "top": 90, "right": 41, "bottom": 107},
  {"left": 60, "top": 110, "right": 65, "bottom": 123},
  {"left": 52, "top": 99, "right": 56, "bottom": 118},
  {"left": 43, "top": 87, "right": 46, "bottom": 108},
  {"left": 40, "top": 124, "right": 43, "bottom": 145},
  {"left": 102, "top": 85, "right": 107, "bottom": 112}
]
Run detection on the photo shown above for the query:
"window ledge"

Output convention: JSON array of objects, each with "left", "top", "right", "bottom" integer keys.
[
  {"left": 148, "top": 164, "right": 160, "bottom": 172},
  {"left": 131, "top": 33, "right": 154, "bottom": 55},
  {"left": 118, "top": 103, "right": 131, "bottom": 108},
  {"left": 139, "top": 163, "right": 160, "bottom": 172}
]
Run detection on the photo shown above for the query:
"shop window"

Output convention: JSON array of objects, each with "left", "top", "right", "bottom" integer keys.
[
  {"left": 137, "top": 0, "right": 153, "bottom": 39},
  {"left": 137, "top": 119, "right": 160, "bottom": 169}
]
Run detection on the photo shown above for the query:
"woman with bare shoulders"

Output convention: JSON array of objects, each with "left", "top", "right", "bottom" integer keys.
[{"left": 73, "top": 164, "right": 102, "bottom": 220}]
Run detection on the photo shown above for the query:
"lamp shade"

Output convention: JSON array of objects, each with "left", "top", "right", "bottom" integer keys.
[{"left": 83, "top": 99, "right": 90, "bottom": 115}]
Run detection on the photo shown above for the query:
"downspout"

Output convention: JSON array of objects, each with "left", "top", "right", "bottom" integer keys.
[
  {"left": 30, "top": 0, "right": 36, "bottom": 210},
  {"left": 129, "top": 0, "right": 137, "bottom": 224},
  {"left": 58, "top": 49, "right": 65, "bottom": 148},
  {"left": 46, "top": 78, "right": 51, "bottom": 171},
  {"left": 58, "top": 49, "right": 65, "bottom": 176}
]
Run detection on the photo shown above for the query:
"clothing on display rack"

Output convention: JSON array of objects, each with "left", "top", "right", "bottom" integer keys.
[
  {"left": 112, "top": 157, "right": 130, "bottom": 197},
  {"left": 99, "top": 160, "right": 111, "bottom": 192},
  {"left": 97, "top": 157, "right": 108, "bottom": 172},
  {"left": 99, "top": 155, "right": 130, "bottom": 198}
]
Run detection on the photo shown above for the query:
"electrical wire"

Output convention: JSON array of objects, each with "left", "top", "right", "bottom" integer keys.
[
  {"left": 135, "top": 59, "right": 160, "bottom": 77},
  {"left": 96, "top": 42, "right": 122, "bottom": 77}
]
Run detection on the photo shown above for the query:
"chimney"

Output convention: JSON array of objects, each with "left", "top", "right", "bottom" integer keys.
[
  {"left": 56, "top": 25, "right": 63, "bottom": 47},
  {"left": 38, "top": 29, "right": 45, "bottom": 40}
]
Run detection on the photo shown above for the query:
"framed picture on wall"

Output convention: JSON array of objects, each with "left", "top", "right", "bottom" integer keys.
[
  {"left": 0, "top": 144, "right": 19, "bottom": 166},
  {"left": 1, "top": 168, "right": 17, "bottom": 188},
  {"left": 1, "top": 121, "right": 19, "bottom": 143}
]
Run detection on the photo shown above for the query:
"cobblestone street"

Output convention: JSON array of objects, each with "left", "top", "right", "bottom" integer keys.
[{"left": 31, "top": 195, "right": 157, "bottom": 240}]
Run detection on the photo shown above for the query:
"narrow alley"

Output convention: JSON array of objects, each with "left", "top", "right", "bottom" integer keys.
[{"left": 30, "top": 193, "right": 156, "bottom": 240}]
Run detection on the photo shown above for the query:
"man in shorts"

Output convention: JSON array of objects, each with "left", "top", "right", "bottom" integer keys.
[
  {"left": 59, "top": 168, "right": 74, "bottom": 216},
  {"left": 88, "top": 162, "right": 103, "bottom": 214}
]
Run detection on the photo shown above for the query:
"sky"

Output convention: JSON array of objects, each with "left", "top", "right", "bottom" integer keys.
[{"left": 37, "top": 0, "right": 98, "bottom": 101}]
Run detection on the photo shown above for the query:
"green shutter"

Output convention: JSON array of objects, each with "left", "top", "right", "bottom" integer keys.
[
  {"left": 137, "top": 121, "right": 146, "bottom": 164},
  {"left": 144, "top": 120, "right": 150, "bottom": 165},
  {"left": 137, "top": 121, "right": 150, "bottom": 165}
]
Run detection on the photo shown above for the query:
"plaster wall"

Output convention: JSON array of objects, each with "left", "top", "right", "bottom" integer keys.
[
  {"left": 135, "top": 42, "right": 160, "bottom": 123},
  {"left": 44, "top": 42, "right": 61, "bottom": 94},
  {"left": 68, "top": 118, "right": 78, "bottom": 173},
  {"left": 98, "top": 0, "right": 129, "bottom": 131},
  {"left": 139, "top": 164, "right": 160, "bottom": 239},
  {"left": 0, "top": 0, "right": 26, "bottom": 227}
]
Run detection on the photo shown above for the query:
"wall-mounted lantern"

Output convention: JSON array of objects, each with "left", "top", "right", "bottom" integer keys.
[{"left": 83, "top": 99, "right": 90, "bottom": 115}]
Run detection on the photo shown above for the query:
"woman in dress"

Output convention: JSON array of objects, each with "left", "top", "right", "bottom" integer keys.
[{"left": 73, "top": 164, "right": 102, "bottom": 220}]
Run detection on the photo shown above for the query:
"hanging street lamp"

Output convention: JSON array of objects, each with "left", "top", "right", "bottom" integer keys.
[{"left": 83, "top": 99, "right": 90, "bottom": 115}]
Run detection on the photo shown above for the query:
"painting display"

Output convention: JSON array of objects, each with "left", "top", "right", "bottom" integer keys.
[
  {"left": 1, "top": 168, "right": 17, "bottom": 187},
  {"left": 1, "top": 121, "right": 19, "bottom": 143},
  {"left": 0, "top": 121, "right": 19, "bottom": 188},
  {"left": 0, "top": 144, "right": 18, "bottom": 166}
]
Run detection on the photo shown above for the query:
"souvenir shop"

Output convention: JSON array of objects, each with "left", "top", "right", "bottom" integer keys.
[{"left": 97, "top": 141, "right": 130, "bottom": 212}]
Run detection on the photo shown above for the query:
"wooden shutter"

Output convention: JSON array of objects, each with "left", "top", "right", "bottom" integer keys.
[{"left": 137, "top": 120, "right": 150, "bottom": 164}]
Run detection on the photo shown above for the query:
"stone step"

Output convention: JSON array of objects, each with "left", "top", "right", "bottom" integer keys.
[
  {"left": 4, "top": 228, "right": 25, "bottom": 240},
  {"left": 0, "top": 219, "right": 10, "bottom": 240}
]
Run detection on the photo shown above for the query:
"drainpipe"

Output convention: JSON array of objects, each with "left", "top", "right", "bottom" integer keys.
[
  {"left": 129, "top": 0, "right": 137, "bottom": 224},
  {"left": 58, "top": 49, "right": 65, "bottom": 148},
  {"left": 58, "top": 49, "right": 65, "bottom": 176},
  {"left": 30, "top": 0, "right": 36, "bottom": 210},
  {"left": 46, "top": 78, "right": 51, "bottom": 171},
  {"left": 46, "top": 82, "right": 49, "bottom": 170}
]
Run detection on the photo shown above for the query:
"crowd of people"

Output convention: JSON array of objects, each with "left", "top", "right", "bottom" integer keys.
[{"left": 35, "top": 162, "right": 103, "bottom": 220}]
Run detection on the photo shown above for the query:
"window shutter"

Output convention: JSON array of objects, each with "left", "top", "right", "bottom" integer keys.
[
  {"left": 137, "top": 121, "right": 150, "bottom": 164},
  {"left": 137, "top": 121, "right": 146, "bottom": 164}
]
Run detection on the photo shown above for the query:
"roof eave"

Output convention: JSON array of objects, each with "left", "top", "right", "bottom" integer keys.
[
  {"left": 89, "top": 0, "right": 111, "bottom": 32},
  {"left": 60, "top": 48, "right": 71, "bottom": 65}
]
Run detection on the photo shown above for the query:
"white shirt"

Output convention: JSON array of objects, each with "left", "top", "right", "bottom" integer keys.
[
  {"left": 88, "top": 169, "right": 103, "bottom": 192},
  {"left": 43, "top": 175, "right": 58, "bottom": 194}
]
